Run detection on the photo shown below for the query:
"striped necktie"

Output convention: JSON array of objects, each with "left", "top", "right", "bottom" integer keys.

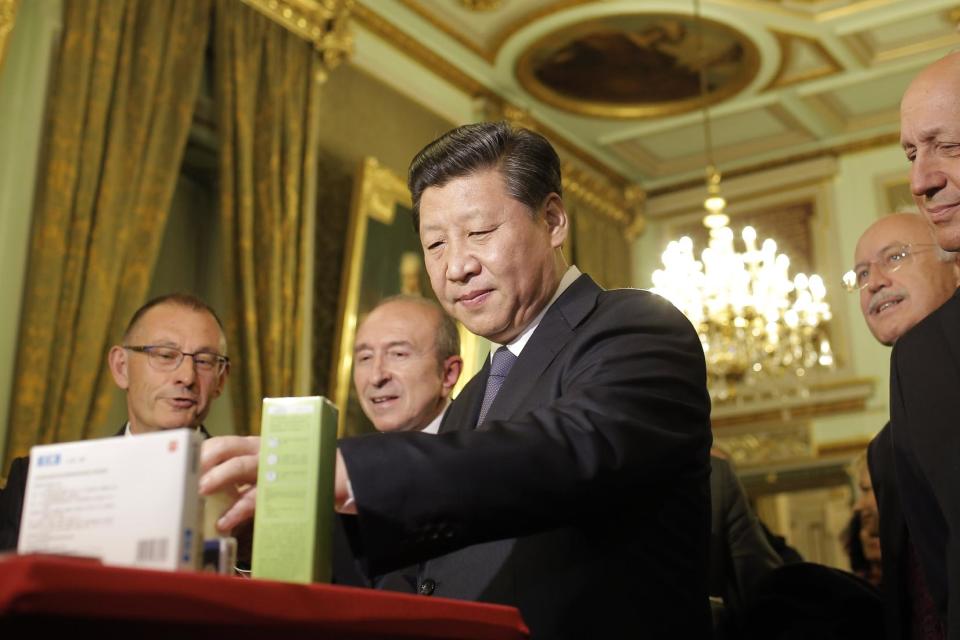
[{"left": 476, "top": 346, "right": 517, "bottom": 427}]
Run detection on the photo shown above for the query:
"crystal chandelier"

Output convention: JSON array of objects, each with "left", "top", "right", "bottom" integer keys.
[{"left": 650, "top": 0, "right": 834, "bottom": 402}]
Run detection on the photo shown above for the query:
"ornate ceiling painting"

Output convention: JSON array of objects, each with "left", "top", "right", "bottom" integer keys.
[
  {"left": 516, "top": 13, "right": 759, "bottom": 118},
  {"left": 352, "top": 0, "right": 959, "bottom": 192}
]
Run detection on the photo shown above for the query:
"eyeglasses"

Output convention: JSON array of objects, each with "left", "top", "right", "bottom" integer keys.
[
  {"left": 124, "top": 345, "right": 229, "bottom": 375},
  {"left": 841, "top": 243, "right": 940, "bottom": 292}
]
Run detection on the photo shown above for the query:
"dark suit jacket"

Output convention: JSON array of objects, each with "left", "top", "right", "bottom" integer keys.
[
  {"left": 869, "top": 422, "right": 910, "bottom": 639},
  {"left": 889, "top": 287, "right": 960, "bottom": 636},
  {"left": 339, "top": 274, "right": 713, "bottom": 639},
  {"left": 0, "top": 424, "right": 211, "bottom": 552},
  {"left": 709, "top": 457, "right": 782, "bottom": 618},
  {"left": 0, "top": 455, "right": 28, "bottom": 551}
]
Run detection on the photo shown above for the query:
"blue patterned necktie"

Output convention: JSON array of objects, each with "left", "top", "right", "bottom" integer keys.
[{"left": 476, "top": 346, "right": 518, "bottom": 427}]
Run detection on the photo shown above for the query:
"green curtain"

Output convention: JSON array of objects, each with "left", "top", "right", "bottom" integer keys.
[
  {"left": 571, "top": 205, "right": 633, "bottom": 290},
  {"left": 3, "top": 0, "right": 212, "bottom": 471},
  {"left": 214, "top": 0, "right": 321, "bottom": 435}
]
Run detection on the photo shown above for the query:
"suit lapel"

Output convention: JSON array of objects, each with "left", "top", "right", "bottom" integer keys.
[
  {"left": 937, "top": 290, "right": 960, "bottom": 377},
  {"left": 481, "top": 274, "right": 601, "bottom": 427}
]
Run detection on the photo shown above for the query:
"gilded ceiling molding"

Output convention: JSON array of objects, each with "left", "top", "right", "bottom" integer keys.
[
  {"left": 765, "top": 30, "right": 843, "bottom": 91},
  {"left": 398, "top": 0, "right": 598, "bottom": 64},
  {"left": 354, "top": 2, "right": 636, "bottom": 207},
  {"left": 458, "top": 0, "right": 503, "bottom": 13},
  {"left": 488, "top": 0, "right": 598, "bottom": 61},
  {"left": 397, "top": 0, "right": 489, "bottom": 61},
  {"left": 352, "top": 2, "right": 486, "bottom": 94},
  {"left": 0, "top": 0, "right": 19, "bottom": 76},
  {"left": 648, "top": 131, "right": 900, "bottom": 199},
  {"left": 241, "top": 0, "right": 354, "bottom": 80},
  {"left": 813, "top": 0, "right": 911, "bottom": 23}
]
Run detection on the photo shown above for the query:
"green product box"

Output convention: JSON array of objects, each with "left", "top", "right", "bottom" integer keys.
[{"left": 252, "top": 396, "right": 338, "bottom": 583}]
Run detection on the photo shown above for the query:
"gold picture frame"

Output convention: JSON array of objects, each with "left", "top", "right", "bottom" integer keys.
[{"left": 329, "top": 157, "right": 486, "bottom": 437}]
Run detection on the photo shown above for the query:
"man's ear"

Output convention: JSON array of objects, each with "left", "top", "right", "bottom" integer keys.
[
  {"left": 542, "top": 193, "right": 568, "bottom": 250},
  {"left": 108, "top": 345, "right": 130, "bottom": 390},
  {"left": 440, "top": 355, "right": 463, "bottom": 398}
]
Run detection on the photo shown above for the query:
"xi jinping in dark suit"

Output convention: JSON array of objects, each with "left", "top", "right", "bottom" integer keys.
[{"left": 202, "top": 122, "right": 713, "bottom": 639}]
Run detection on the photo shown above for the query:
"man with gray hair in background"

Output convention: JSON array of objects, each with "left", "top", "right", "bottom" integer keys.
[
  {"left": 334, "top": 295, "right": 464, "bottom": 590},
  {"left": 352, "top": 295, "right": 462, "bottom": 435},
  {"left": 846, "top": 212, "right": 960, "bottom": 638}
]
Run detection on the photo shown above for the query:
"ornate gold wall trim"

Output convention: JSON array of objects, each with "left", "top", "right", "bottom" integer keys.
[
  {"left": 562, "top": 161, "right": 633, "bottom": 227},
  {"left": 711, "top": 377, "right": 875, "bottom": 430},
  {"left": 241, "top": 0, "right": 354, "bottom": 74},
  {"left": 0, "top": 0, "right": 19, "bottom": 75},
  {"left": 817, "top": 437, "right": 873, "bottom": 460}
]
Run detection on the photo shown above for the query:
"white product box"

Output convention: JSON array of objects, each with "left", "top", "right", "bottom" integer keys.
[{"left": 17, "top": 428, "right": 203, "bottom": 571}]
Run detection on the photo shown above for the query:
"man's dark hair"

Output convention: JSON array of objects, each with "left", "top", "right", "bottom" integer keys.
[
  {"left": 123, "top": 293, "right": 225, "bottom": 344},
  {"left": 407, "top": 121, "right": 562, "bottom": 231},
  {"left": 372, "top": 295, "right": 460, "bottom": 369}
]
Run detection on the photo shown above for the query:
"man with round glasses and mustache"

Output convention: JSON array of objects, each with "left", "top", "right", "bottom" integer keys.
[
  {"left": 846, "top": 213, "right": 960, "bottom": 347},
  {"left": 0, "top": 292, "right": 230, "bottom": 550},
  {"left": 846, "top": 212, "right": 960, "bottom": 639}
]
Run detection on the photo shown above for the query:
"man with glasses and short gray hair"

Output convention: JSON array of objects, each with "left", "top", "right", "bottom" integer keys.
[
  {"left": 845, "top": 212, "right": 960, "bottom": 638},
  {"left": 845, "top": 212, "right": 960, "bottom": 346},
  {"left": 0, "top": 292, "right": 231, "bottom": 549}
]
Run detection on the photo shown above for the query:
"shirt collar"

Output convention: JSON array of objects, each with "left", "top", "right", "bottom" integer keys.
[
  {"left": 491, "top": 265, "right": 581, "bottom": 361},
  {"left": 421, "top": 402, "right": 450, "bottom": 434}
]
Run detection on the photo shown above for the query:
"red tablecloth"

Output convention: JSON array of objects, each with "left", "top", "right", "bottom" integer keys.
[{"left": 0, "top": 554, "right": 529, "bottom": 639}]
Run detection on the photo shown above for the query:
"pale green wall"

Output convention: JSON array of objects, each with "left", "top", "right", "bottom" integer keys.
[
  {"left": 817, "top": 144, "right": 917, "bottom": 444},
  {"left": 0, "top": 0, "right": 63, "bottom": 468}
]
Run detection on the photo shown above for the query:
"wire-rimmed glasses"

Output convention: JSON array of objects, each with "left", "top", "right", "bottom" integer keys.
[
  {"left": 124, "top": 345, "right": 229, "bottom": 375},
  {"left": 841, "top": 243, "right": 940, "bottom": 292}
]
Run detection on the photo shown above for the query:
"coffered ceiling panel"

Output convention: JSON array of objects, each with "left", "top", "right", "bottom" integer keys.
[
  {"left": 823, "top": 67, "right": 916, "bottom": 117},
  {"left": 354, "top": 0, "right": 960, "bottom": 191},
  {"left": 841, "top": 8, "right": 959, "bottom": 64},
  {"left": 610, "top": 104, "right": 814, "bottom": 177}
]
